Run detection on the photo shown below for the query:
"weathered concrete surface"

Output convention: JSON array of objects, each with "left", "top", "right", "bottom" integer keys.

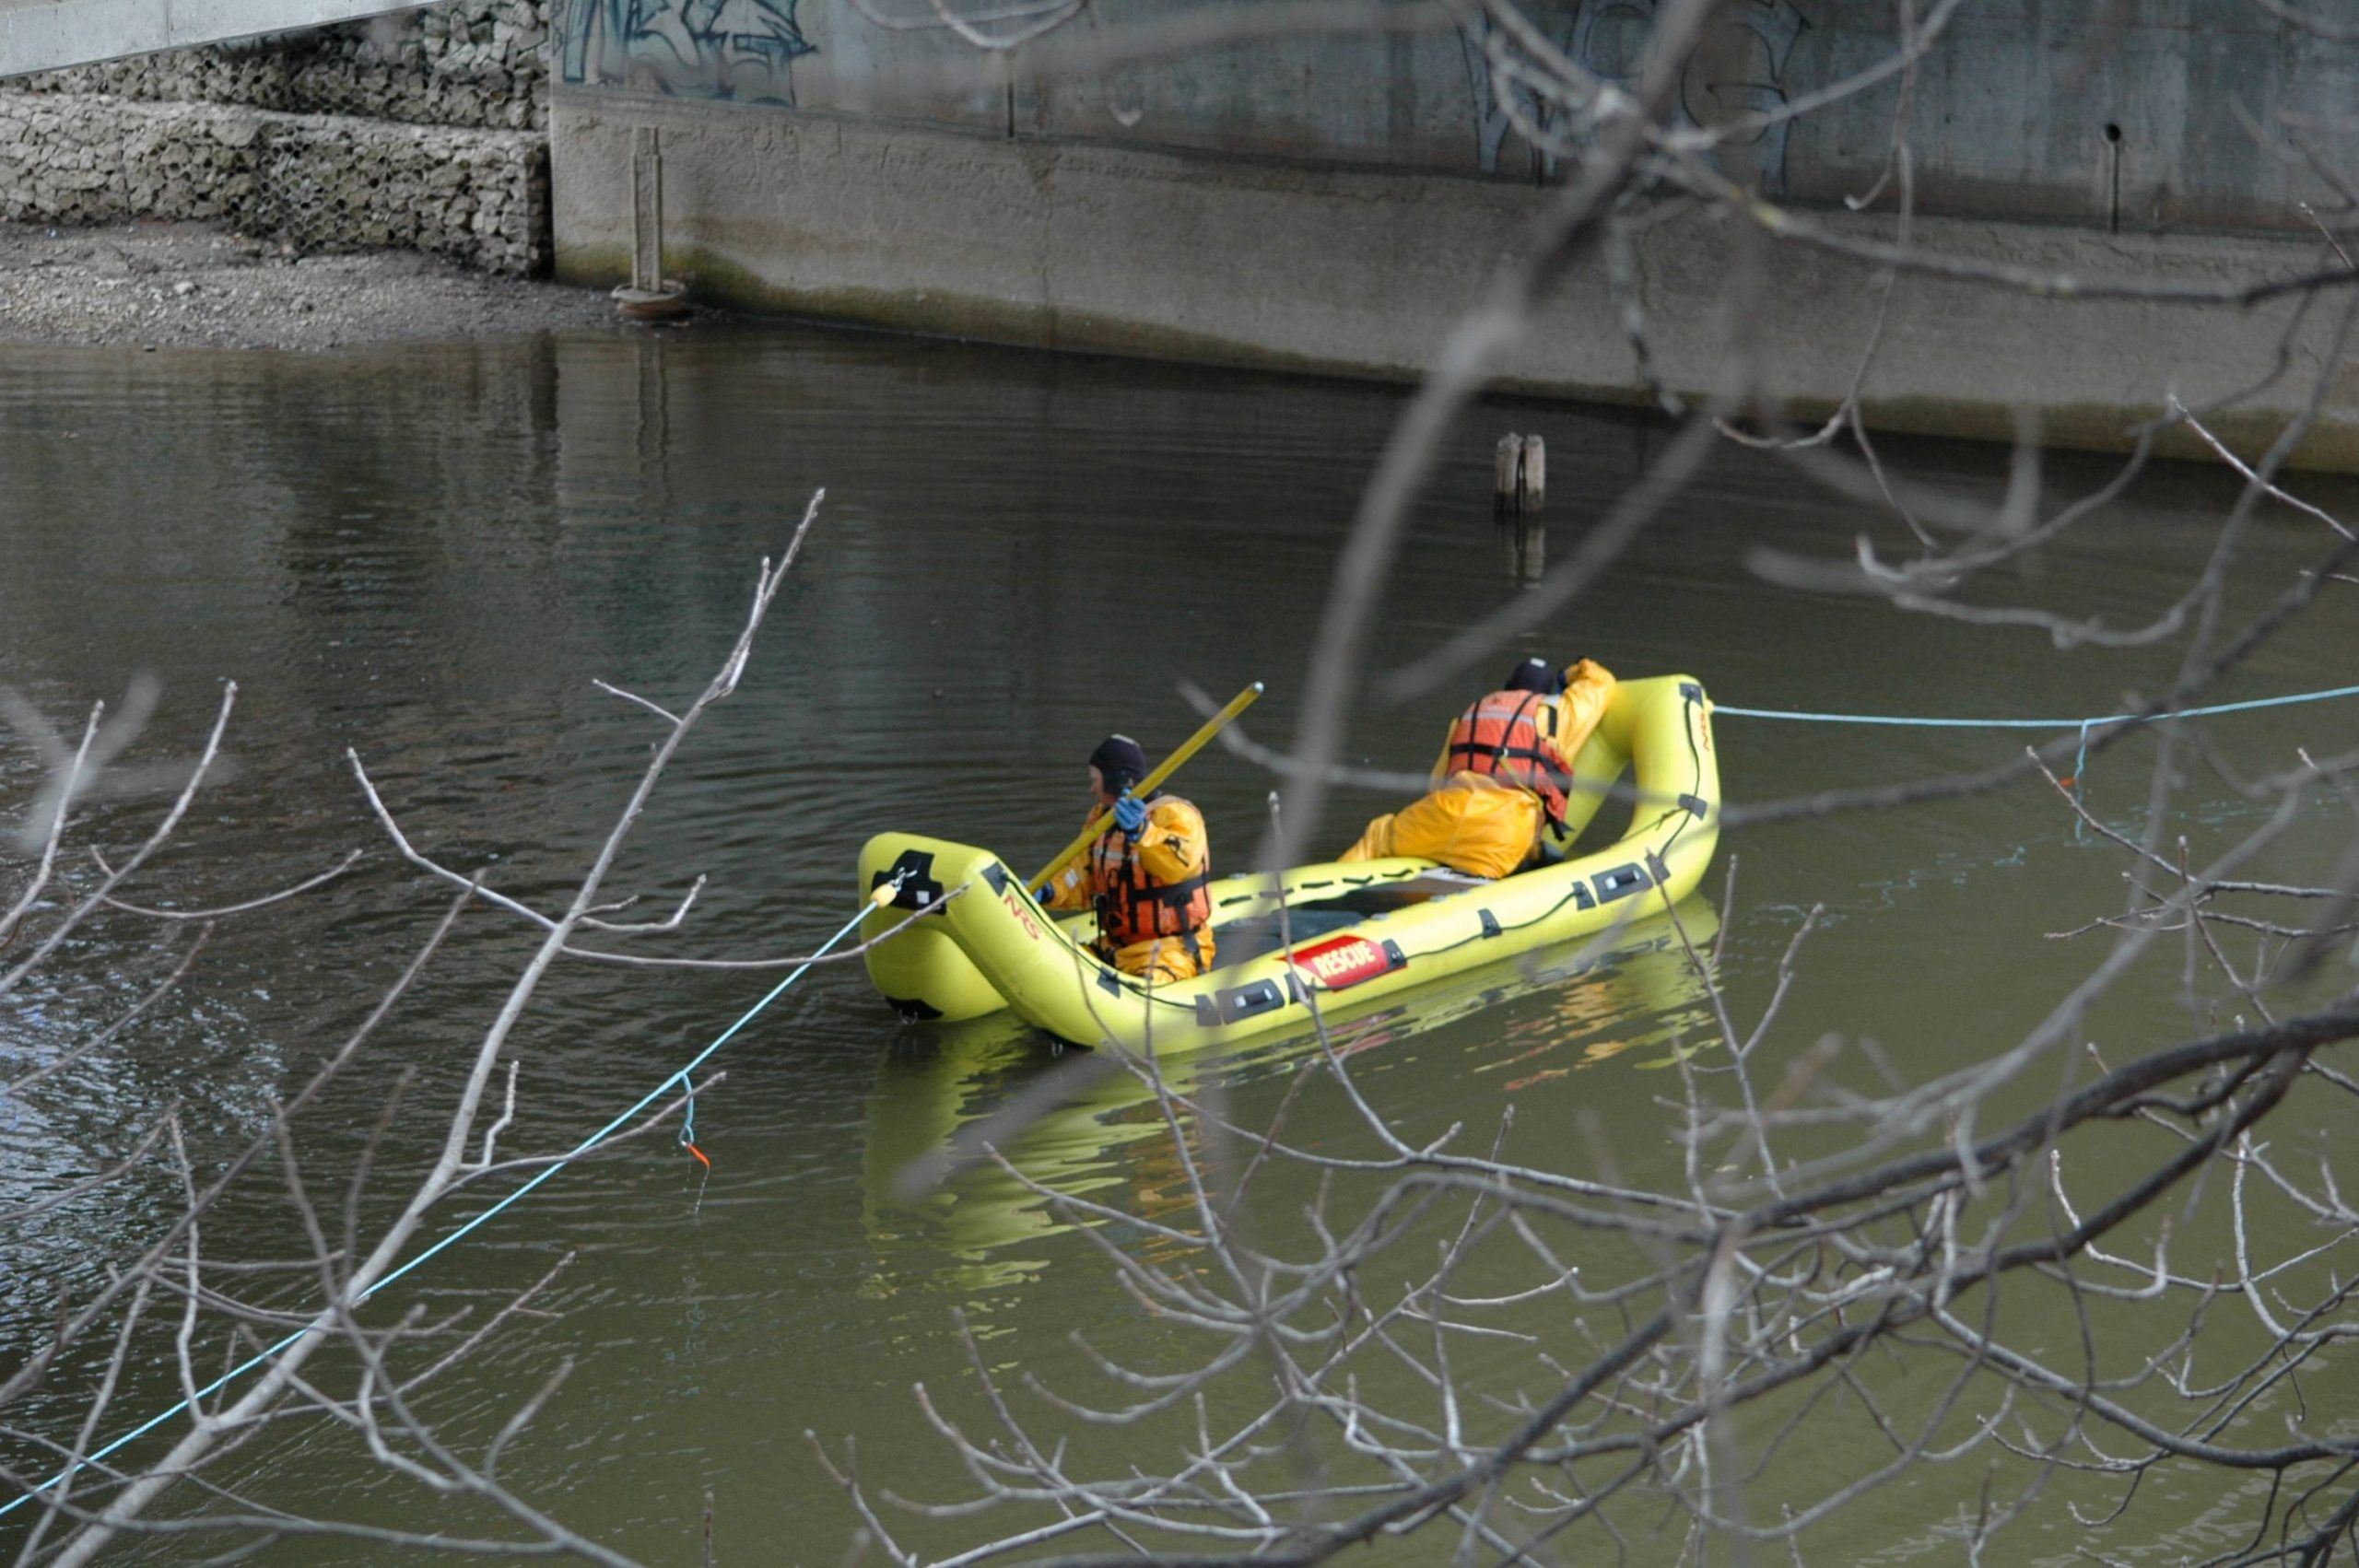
[
  {"left": 0, "top": 0, "right": 430, "bottom": 77},
  {"left": 554, "top": 99, "right": 2359, "bottom": 468},
  {"left": 554, "top": 0, "right": 2359, "bottom": 239},
  {"left": 11, "top": 0, "right": 547, "bottom": 128}
]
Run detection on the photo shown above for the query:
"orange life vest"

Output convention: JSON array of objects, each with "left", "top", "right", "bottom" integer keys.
[
  {"left": 1087, "top": 799, "right": 1213, "bottom": 957},
  {"left": 1442, "top": 690, "right": 1574, "bottom": 825}
]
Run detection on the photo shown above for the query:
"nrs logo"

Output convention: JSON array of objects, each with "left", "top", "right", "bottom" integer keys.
[{"left": 1001, "top": 893, "right": 1042, "bottom": 941}]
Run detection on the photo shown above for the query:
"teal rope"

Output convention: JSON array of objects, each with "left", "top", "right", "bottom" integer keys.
[
  {"left": 2072, "top": 720, "right": 2094, "bottom": 841},
  {"left": 0, "top": 878, "right": 900, "bottom": 1521},
  {"left": 1714, "top": 681, "right": 2359, "bottom": 841},
  {"left": 1713, "top": 680, "right": 2359, "bottom": 730}
]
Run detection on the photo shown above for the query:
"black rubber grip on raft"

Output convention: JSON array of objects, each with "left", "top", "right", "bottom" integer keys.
[
  {"left": 1680, "top": 682, "right": 1703, "bottom": 703},
  {"left": 1195, "top": 977, "right": 1289, "bottom": 1026},
  {"left": 874, "top": 849, "right": 945, "bottom": 911},
  {"left": 1591, "top": 862, "right": 1652, "bottom": 903},
  {"left": 1679, "top": 793, "right": 1709, "bottom": 818},
  {"left": 1477, "top": 908, "right": 1502, "bottom": 939},
  {"left": 980, "top": 861, "right": 1011, "bottom": 895}
]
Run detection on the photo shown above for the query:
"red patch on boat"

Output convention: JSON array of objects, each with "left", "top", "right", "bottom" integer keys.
[{"left": 1288, "top": 933, "right": 1403, "bottom": 991}]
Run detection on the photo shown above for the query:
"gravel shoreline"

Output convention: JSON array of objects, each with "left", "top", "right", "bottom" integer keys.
[{"left": 0, "top": 218, "right": 630, "bottom": 350}]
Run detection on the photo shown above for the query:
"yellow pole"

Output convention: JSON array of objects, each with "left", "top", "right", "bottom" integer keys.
[{"left": 1027, "top": 682, "right": 1263, "bottom": 893}]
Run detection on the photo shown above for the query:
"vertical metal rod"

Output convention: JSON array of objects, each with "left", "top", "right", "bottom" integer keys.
[
  {"left": 631, "top": 124, "right": 663, "bottom": 293},
  {"left": 2104, "top": 123, "right": 2122, "bottom": 236}
]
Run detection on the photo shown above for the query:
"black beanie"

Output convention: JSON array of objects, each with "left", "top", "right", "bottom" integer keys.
[
  {"left": 1088, "top": 734, "right": 1150, "bottom": 793},
  {"left": 1503, "top": 657, "right": 1555, "bottom": 695}
]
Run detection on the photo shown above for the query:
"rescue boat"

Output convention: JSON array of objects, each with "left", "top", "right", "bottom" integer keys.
[{"left": 855, "top": 674, "right": 1719, "bottom": 1054}]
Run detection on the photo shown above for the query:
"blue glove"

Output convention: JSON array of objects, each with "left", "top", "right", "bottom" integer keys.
[{"left": 1113, "top": 790, "right": 1147, "bottom": 834}]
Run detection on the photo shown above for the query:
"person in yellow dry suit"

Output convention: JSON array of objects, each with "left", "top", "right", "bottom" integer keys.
[
  {"left": 1038, "top": 734, "right": 1216, "bottom": 983},
  {"left": 1341, "top": 656, "right": 1617, "bottom": 880}
]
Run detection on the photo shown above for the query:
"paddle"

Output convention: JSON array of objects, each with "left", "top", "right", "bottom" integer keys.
[{"left": 1027, "top": 682, "right": 1264, "bottom": 895}]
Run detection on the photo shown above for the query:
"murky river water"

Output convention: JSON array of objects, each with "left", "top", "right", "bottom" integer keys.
[{"left": 4, "top": 325, "right": 2357, "bottom": 1563}]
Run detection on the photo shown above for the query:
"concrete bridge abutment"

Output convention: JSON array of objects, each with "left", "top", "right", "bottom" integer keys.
[{"left": 553, "top": 93, "right": 2359, "bottom": 471}]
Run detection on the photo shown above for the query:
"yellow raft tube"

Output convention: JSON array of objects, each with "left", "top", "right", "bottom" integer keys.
[{"left": 855, "top": 675, "right": 1719, "bottom": 1054}]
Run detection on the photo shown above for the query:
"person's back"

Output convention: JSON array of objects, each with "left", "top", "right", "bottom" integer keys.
[
  {"left": 1431, "top": 657, "right": 1615, "bottom": 784},
  {"left": 1439, "top": 688, "right": 1573, "bottom": 807},
  {"left": 1344, "top": 657, "right": 1616, "bottom": 879}
]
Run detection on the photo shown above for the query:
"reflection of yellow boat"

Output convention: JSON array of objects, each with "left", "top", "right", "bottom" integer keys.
[
  {"left": 859, "top": 1012, "right": 1200, "bottom": 1298},
  {"left": 859, "top": 904, "right": 1721, "bottom": 1290},
  {"left": 1314, "top": 902, "right": 1721, "bottom": 1080},
  {"left": 855, "top": 676, "right": 1720, "bottom": 1053}
]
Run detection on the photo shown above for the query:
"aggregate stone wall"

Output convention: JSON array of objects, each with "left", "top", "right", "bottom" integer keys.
[
  {"left": 10, "top": 0, "right": 549, "bottom": 132},
  {"left": 0, "top": 95, "right": 547, "bottom": 274}
]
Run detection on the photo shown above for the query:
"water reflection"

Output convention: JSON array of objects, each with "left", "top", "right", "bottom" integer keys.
[
  {"left": 1497, "top": 515, "right": 1545, "bottom": 583},
  {"left": 860, "top": 901, "right": 1719, "bottom": 1295}
]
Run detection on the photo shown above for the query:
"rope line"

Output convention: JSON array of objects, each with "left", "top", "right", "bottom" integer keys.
[
  {"left": 1, "top": 876, "right": 905, "bottom": 1521},
  {"left": 1713, "top": 681, "right": 2359, "bottom": 731}
]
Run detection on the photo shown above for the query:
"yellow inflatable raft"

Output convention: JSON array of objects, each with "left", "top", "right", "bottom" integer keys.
[{"left": 855, "top": 674, "right": 1719, "bottom": 1054}]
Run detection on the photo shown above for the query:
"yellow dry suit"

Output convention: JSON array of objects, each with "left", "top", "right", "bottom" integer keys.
[
  {"left": 1339, "top": 770, "right": 1546, "bottom": 880},
  {"left": 1042, "top": 794, "right": 1216, "bottom": 982},
  {"left": 1344, "top": 660, "right": 1619, "bottom": 879}
]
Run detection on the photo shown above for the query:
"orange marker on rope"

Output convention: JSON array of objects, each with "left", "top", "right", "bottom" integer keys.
[{"left": 680, "top": 1083, "right": 713, "bottom": 1174}]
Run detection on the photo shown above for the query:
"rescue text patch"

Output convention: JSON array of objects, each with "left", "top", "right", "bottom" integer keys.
[{"left": 1288, "top": 934, "right": 1405, "bottom": 991}]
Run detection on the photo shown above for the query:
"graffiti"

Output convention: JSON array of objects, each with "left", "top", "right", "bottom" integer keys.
[
  {"left": 1575, "top": 0, "right": 1806, "bottom": 193},
  {"left": 1464, "top": 0, "right": 1806, "bottom": 193},
  {"left": 1458, "top": 10, "right": 1575, "bottom": 176},
  {"left": 560, "top": 0, "right": 815, "bottom": 103}
]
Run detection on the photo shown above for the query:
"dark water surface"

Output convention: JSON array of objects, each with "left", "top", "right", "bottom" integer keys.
[{"left": 4, "top": 326, "right": 2357, "bottom": 1563}]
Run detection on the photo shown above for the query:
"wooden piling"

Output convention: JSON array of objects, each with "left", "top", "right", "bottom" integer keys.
[
  {"left": 1494, "top": 431, "right": 1545, "bottom": 515},
  {"left": 1494, "top": 433, "right": 1522, "bottom": 517}
]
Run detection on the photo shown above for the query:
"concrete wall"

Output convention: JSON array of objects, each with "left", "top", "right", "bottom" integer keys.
[
  {"left": 553, "top": 0, "right": 2359, "bottom": 235},
  {"left": 553, "top": 97, "right": 2359, "bottom": 467},
  {"left": 543, "top": 0, "right": 2359, "bottom": 465},
  {"left": 12, "top": 0, "right": 550, "bottom": 130}
]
